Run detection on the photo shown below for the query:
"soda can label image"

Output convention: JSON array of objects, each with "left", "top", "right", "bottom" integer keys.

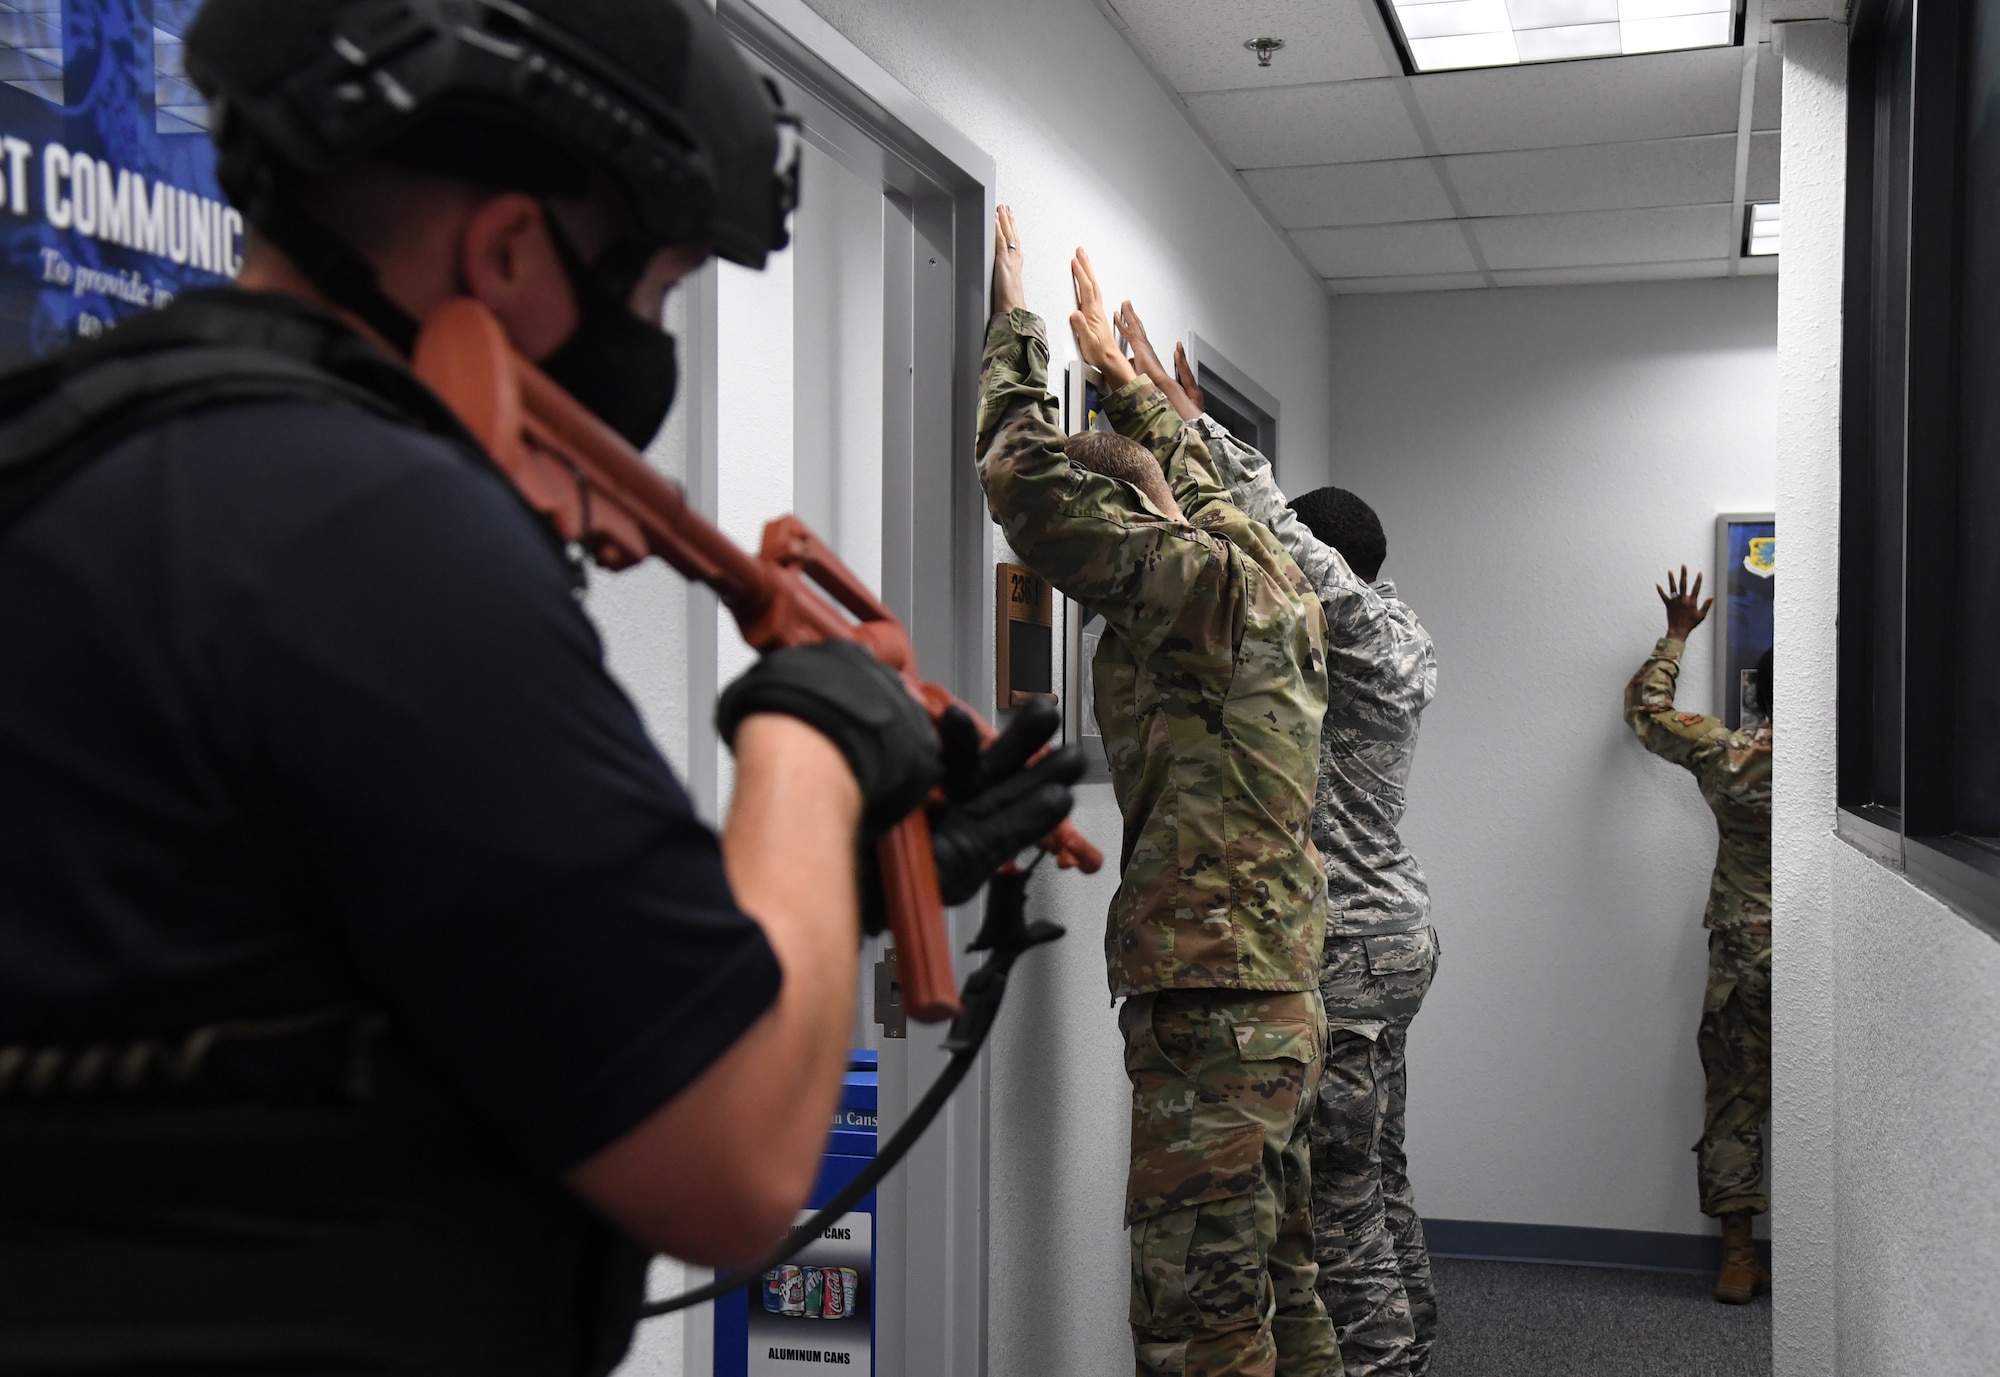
[
  {"left": 820, "top": 1266, "right": 846, "bottom": 1320},
  {"left": 803, "top": 1266, "right": 824, "bottom": 1318},
  {"left": 779, "top": 1265, "right": 805, "bottom": 1315},
  {"left": 761, "top": 1269, "right": 785, "bottom": 1313},
  {"left": 840, "top": 1268, "right": 859, "bottom": 1317}
]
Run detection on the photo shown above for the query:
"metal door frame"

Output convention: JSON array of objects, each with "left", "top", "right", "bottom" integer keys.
[{"left": 681, "top": 4, "right": 997, "bottom": 1372}]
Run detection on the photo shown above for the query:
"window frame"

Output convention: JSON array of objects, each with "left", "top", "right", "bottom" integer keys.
[
  {"left": 1839, "top": 0, "right": 2000, "bottom": 935},
  {"left": 1183, "top": 331, "right": 1282, "bottom": 478}
]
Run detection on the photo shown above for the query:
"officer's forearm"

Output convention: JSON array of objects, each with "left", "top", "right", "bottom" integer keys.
[{"left": 568, "top": 715, "right": 862, "bottom": 1264}]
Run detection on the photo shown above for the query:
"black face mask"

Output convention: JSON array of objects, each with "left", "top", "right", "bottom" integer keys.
[{"left": 538, "top": 209, "right": 681, "bottom": 450}]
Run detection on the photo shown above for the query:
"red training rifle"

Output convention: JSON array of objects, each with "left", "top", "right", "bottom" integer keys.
[{"left": 409, "top": 297, "right": 1102, "bottom": 1023}]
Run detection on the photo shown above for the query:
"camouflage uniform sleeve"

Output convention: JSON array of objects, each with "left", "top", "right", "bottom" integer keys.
[
  {"left": 1624, "top": 637, "right": 1726, "bottom": 771},
  {"left": 974, "top": 312, "right": 1215, "bottom": 653}
]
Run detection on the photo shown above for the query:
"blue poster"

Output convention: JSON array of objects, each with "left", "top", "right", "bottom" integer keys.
[
  {"left": 1721, "top": 518, "right": 1775, "bottom": 731},
  {"left": 0, "top": 0, "right": 238, "bottom": 367}
]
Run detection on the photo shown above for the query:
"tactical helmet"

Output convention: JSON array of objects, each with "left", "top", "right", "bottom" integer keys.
[{"left": 185, "top": 0, "right": 796, "bottom": 270}]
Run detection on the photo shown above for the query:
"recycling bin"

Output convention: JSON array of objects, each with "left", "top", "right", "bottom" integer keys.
[{"left": 714, "top": 1049, "right": 877, "bottom": 1375}]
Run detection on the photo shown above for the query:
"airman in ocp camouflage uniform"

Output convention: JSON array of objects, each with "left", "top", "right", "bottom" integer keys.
[
  {"left": 1624, "top": 567, "right": 1773, "bottom": 1306},
  {"left": 1108, "top": 308, "right": 1439, "bottom": 1377},
  {"left": 978, "top": 210, "right": 1339, "bottom": 1377}
]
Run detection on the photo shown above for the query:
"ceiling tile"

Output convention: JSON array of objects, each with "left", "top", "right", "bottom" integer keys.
[
  {"left": 1747, "top": 129, "right": 1780, "bottom": 200},
  {"left": 1490, "top": 258, "right": 1731, "bottom": 286},
  {"left": 1110, "top": 0, "right": 1393, "bottom": 92},
  {"left": 1470, "top": 203, "right": 1734, "bottom": 267},
  {"left": 1410, "top": 47, "right": 1745, "bottom": 152},
  {"left": 1444, "top": 134, "right": 1736, "bottom": 215},
  {"left": 1752, "top": 43, "right": 1781, "bottom": 129},
  {"left": 1294, "top": 219, "right": 1480, "bottom": 276},
  {"left": 1185, "top": 80, "right": 1427, "bottom": 168},
  {"left": 1244, "top": 159, "right": 1455, "bottom": 226},
  {"left": 1326, "top": 272, "right": 1488, "bottom": 294}
]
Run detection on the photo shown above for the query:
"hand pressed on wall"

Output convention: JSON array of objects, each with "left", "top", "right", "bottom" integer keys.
[
  {"left": 1113, "top": 301, "right": 1201, "bottom": 423},
  {"left": 1068, "top": 247, "right": 1136, "bottom": 390},
  {"left": 1172, "top": 342, "right": 1206, "bottom": 418},
  {"left": 991, "top": 204, "right": 1027, "bottom": 318},
  {"left": 1657, "top": 565, "right": 1715, "bottom": 641}
]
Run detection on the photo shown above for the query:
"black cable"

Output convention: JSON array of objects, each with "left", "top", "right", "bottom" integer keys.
[
  {"left": 635, "top": 1024, "right": 977, "bottom": 1318},
  {"left": 637, "top": 866, "right": 1062, "bottom": 1320}
]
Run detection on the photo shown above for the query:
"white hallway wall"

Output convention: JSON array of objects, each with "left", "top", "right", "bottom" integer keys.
[
  {"left": 1773, "top": 22, "right": 2000, "bottom": 1377},
  {"left": 1324, "top": 277, "right": 1778, "bottom": 1237},
  {"left": 789, "top": 1, "right": 1339, "bottom": 1373}
]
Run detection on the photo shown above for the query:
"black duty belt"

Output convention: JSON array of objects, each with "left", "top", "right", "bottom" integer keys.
[{"left": 0, "top": 1008, "right": 386, "bottom": 1106}]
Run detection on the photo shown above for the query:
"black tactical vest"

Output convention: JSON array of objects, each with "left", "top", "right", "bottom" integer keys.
[{"left": 0, "top": 292, "right": 650, "bottom": 1376}]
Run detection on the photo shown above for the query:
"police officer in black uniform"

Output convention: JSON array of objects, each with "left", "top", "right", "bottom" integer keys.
[{"left": 0, "top": 2, "right": 1079, "bottom": 1372}]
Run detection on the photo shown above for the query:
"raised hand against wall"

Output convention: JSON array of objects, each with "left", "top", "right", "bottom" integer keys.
[
  {"left": 1113, "top": 301, "right": 1201, "bottom": 423},
  {"left": 991, "top": 205, "right": 1027, "bottom": 318},
  {"left": 1068, "top": 248, "right": 1136, "bottom": 390},
  {"left": 1657, "top": 566, "right": 1715, "bottom": 641},
  {"left": 1172, "top": 342, "right": 1206, "bottom": 419}
]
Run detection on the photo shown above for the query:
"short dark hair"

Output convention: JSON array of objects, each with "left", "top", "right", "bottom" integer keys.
[
  {"left": 1288, "top": 486, "right": 1387, "bottom": 582},
  {"left": 1756, "top": 648, "right": 1773, "bottom": 718},
  {"left": 1066, "top": 431, "right": 1174, "bottom": 515}
]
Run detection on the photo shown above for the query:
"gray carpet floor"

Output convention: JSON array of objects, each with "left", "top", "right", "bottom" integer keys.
[{"left": 1427, "top": 1257, "right": 1771, "bottom": 1377}]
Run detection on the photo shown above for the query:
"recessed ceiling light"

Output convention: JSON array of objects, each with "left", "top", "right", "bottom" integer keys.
[
  {"left": 1744, "top": 201, "right": 1780, "bottom": 256},
  {"left": 1378, "top": 0, "right": 1740, "bottom": 71}
]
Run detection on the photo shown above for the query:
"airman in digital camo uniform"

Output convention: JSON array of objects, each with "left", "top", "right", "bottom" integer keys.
[
  {"left": 978, "top": 207, "right": 1340, "bottom": 1376},
  {"left": 1115, "top": 308, "right": 1441, "bottom": 1377},
  {"left": 1624, "top": 567, "right": 1773, "bottom": 1306}
]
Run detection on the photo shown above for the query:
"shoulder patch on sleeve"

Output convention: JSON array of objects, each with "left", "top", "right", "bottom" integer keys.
[{"left": 1677, "top": 713, "right": 1707, "bottom": 726}]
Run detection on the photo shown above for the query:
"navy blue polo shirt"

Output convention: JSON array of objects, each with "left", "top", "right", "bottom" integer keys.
[{"left": 0, "top": 395, "right": 779, "bottom": 1174}]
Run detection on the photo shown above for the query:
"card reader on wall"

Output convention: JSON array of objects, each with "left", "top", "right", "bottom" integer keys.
[{"left": 996, "top": 562, "right": 1055, "bottom": 710}]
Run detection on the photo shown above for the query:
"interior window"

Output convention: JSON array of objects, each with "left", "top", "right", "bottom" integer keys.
[
  {"left": 1956, "top": 0, "right": 2000, "bottom": 844},
  {"left": 1840, "top": 0, "right": 2000, "bottom": 919},
  {"left": 1864, "top": 0, "right": 1913, "bottom": 810}
]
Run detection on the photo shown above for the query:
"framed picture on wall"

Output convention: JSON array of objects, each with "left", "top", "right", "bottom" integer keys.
[
  {"left": 1715, "top": 513, "right": 1776, "bottom": 731},
  {"left": 1063, "top": 359, "right": 1117, "bottom": 438}
]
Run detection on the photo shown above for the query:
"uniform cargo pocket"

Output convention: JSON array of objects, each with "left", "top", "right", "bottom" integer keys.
[
  {"left": 1126, "top": 1121, "right": 1265, "bottom": 1227},
  {"left": 1230, "top": 1019, "right": 1319, "bottom": 1065},
  {"left": 1363, "top": 932, "right": 1434, "bottom": 976}
]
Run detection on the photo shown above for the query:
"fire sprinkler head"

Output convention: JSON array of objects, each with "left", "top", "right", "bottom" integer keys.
[{"left": 1244, "top": 36, "right": 1287, "bottom": 67}]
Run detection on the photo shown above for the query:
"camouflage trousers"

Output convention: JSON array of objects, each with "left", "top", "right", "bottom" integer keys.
[
  {"left": 1697, "top": 921, "right": 1772, "bottom": 1216},
  {"left": 1122, "top": 989, "right": 1342, "bottom": 1377},
  {"left": 1313, "top": 928, "right": 1440, "bottom": 1377}
]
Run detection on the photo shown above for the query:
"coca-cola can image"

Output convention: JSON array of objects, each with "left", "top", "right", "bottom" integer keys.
[
  {"left": 820, "top": 1267, "right": 846, "bottom": 1320},
  {"left": 839, "top": 1268, "right": 860, "bottom": 1317},
  {"left": 778, "top": 1265, "right": 805, "bottom": 1316},
  {"left": 760, "top": 1269, "right": 785, "bottom": 1313},
  {"left": 803, "top": 1265, "right": 824, "bottom": 1318}
]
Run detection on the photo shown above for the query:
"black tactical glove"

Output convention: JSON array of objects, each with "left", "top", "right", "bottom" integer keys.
[
  {"left": 716, "top": 641, "right": 942, "bottom": 839},
  {"left": 857, "top": 699, "right": 1083, "bottom": 934},
  {"left": 930, "top": 699, "right": 1085, "bottom": 906}
]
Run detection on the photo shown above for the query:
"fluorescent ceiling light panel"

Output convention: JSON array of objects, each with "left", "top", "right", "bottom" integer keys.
[
  {"left": 1618, "top": 0, "right": 1730, "bottom": 20},
  {"left": 1745, "top": 201, "right": 1780, "bottom": 256},
  {"left": 1383, "top": 0, "right": 1737, "bottom": 70},
  {"left": 1620, "top": 9, "right": 1732, "bottom": 51},
  {"left": 1506, "top": 0, "right": 1620, "bottom": 27},
  {"left": 1410, "top": 31, "right": 1523, "bottom": 69},
  {"left": 1514, "top": 22, "right": 1622, "bottom": 58},
  {"left": 1397, "top": 0, "right": 1514, "bottom": 38}
]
